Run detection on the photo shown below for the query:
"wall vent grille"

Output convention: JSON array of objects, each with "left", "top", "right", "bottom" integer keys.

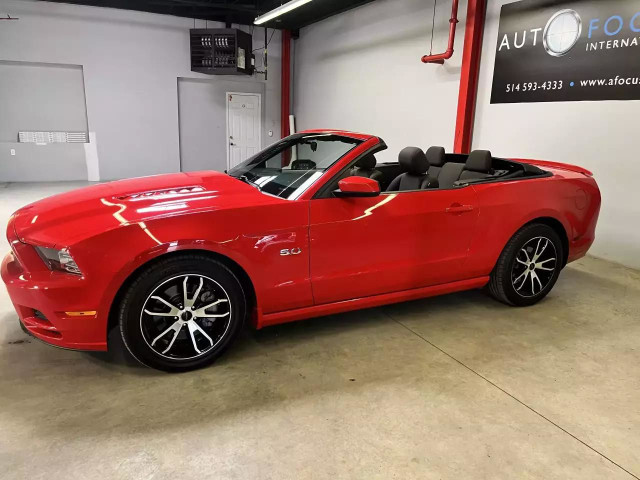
[{"left": 18, "top": 131, "right": 88, "bottom": 143}]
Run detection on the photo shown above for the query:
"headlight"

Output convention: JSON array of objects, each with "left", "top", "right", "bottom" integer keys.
[{"left": 34, "top": 246, "right": 82, "bottom": 275}]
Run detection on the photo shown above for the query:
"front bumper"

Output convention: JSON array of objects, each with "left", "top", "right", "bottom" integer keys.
[{"left": 1, "top": 251, "right": 108, "bottom": 351}]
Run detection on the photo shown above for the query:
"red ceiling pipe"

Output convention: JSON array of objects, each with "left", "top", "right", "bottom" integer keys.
[
  {"left": 454, "top": 0, "right": 486, "bottom": 153},
  {"left": 421, "top": 0, "right": 460, "bottom": 64},
  {"left": 281, "top": 29, "right": 292, "bottom": 139}
]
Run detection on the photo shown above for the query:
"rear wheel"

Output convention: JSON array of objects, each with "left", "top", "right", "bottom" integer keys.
[
  {"left": 488, "top": 223, "right": 564, "bottom": 306},
  {"left": 118, "top": 254, "right": 246, "bottom": 372}
]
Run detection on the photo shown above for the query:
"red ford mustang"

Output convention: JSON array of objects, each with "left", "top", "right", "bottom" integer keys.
[{"left": 2, "top": 130, "right": 600, "bottom": 371}]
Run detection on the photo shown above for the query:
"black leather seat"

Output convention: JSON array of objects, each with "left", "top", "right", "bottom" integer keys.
[
  {"left": 438, "top": 162, "right": 465, "bottom": 189},
  {"left": 459, "top": 150, "right": 493, "bottom": 181},
  {"left": 425, "top": 146, "right": 446, "bottom": 178},
  {"left": 438, "top": 149, "right": 494, "bottom": 189},
  {"left": 349, "top": 154, "right": 383, "bottom": 183},
  {"left": 387, "top": 147, "right": 437, "bottom": 191}
]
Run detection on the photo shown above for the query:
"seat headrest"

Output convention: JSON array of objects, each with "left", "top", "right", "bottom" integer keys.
[
  {"left": 425, "top": 146, "right": 446, "bottom": 167},
  {"left": 399, "top": 147, "right": 429, "bottom": 175},
  {"left": 355, "top": 154, "right": 376, "bottom": 170},
  {"left": 466, "top": 150, "right": 492, "bottom": 173}
]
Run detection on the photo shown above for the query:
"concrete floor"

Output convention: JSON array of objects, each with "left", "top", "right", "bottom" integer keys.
[{"left": 1, "top": 182, "right": 639, "bottom": 480}]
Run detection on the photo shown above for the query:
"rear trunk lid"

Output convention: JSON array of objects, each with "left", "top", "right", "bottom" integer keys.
[{"left": 513, "top": 159, "right": 593, "bottom": 177}]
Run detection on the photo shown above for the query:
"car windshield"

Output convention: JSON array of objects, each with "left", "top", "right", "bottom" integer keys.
[{"left": 227, "top": 133, "right": 362, "bottom": 200}]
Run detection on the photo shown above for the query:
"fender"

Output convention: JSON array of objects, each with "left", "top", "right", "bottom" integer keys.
[
  {"left": 99, "top": 238, "right": 263, "bottom": 330},
  {"left": 466, "top": 178, "right": 575, "bottom": 278},
  {"left": 96, "top": 212, "right": 311, "bottom": 335},
  {"left": 465, "top": 208, "right": 570, "bottom": 279},
  {"left": 513, "top": 207, "right": 571, "bottom": 243}
]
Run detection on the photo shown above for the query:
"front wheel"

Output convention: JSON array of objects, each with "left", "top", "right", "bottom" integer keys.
[
  {"left": 118, "top": 254, "right": 246, "bottom": 372},
  {"left": 488, "top": 223, "right": 564, "bottom": 307}
]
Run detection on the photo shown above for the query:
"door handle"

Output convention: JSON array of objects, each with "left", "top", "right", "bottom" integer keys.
[{"left": 446, "top": 204, "right": 474, "bottom": 214}]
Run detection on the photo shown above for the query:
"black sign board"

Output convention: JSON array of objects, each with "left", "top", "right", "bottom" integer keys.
[{"left": 491, "top": 0, "right": 640, "bottom": 103}]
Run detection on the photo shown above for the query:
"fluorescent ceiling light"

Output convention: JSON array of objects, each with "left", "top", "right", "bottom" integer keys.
[{"left": 254, "top": 0, "right": 313, "bottom": 25}]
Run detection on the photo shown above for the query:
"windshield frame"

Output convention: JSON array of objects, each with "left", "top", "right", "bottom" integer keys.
[{"left": 227, "top": 132, "right": 367, "bottom": 201}]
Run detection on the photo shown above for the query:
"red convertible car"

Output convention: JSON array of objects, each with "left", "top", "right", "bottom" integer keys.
[{"left": 2, "top": 130, "right": 600, "bottom": 371}]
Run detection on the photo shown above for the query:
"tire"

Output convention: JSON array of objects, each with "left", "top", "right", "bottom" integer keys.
[
  {"left": 488, "top": 223, "right": 564, "bottom": 307},
  {"left": 118, "top": 254, "right": 246, "bottom": 372}
]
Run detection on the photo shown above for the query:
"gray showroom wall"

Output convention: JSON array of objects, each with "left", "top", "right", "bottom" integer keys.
[
  {"left": 0, "top": 61, "right": 90, "bottom": 181},
  {"left": 178, "top": 78, "right": 268, "bottom": 173},
  {"left": 473, "top": 0, "right": 639, "bottom": 269},
  {"left": 0, "top": 0, "right": 281, "bottom": 181},
  {"left": 293, "top": 0, "right": 468, "bottom": 164},
  {"left": 0, "top": 61, "right": 88, "bottom": 142}
]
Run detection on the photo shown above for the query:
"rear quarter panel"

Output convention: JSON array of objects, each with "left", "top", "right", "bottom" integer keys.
[{"left": 463, "top": 169, "right": 601, "bottom": 278}]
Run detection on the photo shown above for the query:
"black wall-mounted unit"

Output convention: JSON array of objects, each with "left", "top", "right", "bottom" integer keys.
[{"left": 190, "top": 28, "right": 254, "bottom": 76}]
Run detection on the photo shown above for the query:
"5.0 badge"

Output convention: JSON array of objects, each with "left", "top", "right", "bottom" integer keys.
[{"left": 280, "top": 248, "right": 302, "bottom": 256}]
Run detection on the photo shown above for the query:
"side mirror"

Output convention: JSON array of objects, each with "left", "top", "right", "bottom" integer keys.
[{"left": 334, "top": 176, "right": 381, "bottom": 198}]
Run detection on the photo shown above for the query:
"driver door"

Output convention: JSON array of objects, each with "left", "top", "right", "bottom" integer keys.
[{"left": 309, "top": 187, "right": 479, "bottom": 305}]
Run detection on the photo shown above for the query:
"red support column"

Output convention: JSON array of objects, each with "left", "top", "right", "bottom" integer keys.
[
  {"left": 281, "top": 29, "right": 292, "bottom": 139},
  {"left": 453, "top": 0, "right": 486, "bottom": 154}
]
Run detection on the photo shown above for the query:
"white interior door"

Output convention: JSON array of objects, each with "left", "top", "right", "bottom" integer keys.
[{"left": 227, "top": 93, "right": 261, "bottom": 169}]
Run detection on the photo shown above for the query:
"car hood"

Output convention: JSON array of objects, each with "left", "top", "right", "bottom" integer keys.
[{"left": 11, "top": 171, "right": 281, "bottom": 247}]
